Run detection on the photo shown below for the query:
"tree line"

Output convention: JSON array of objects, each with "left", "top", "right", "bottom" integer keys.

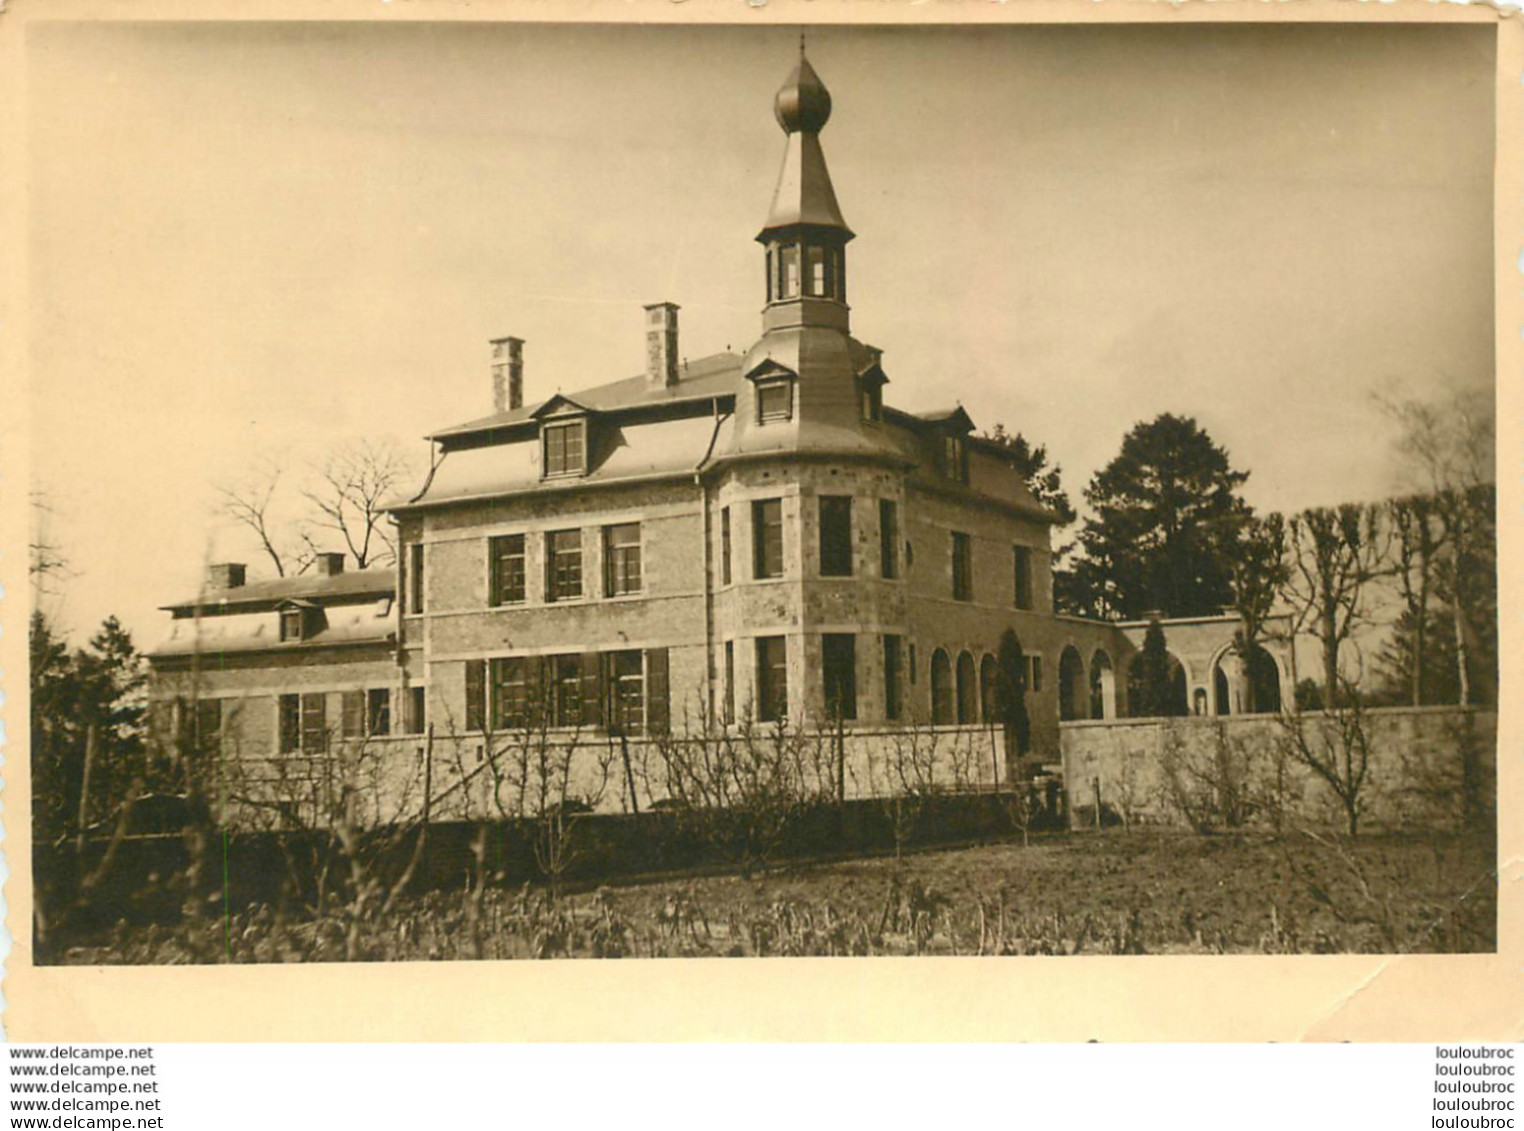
[{"left": 984, "top": 385, "right": 1496, "bottom": 710}]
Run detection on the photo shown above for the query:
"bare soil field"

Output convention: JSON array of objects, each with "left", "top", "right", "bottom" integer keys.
[
  {"left": 54, "top": 828, "right": 1495, "bottom": 963},
  {"left": 53, "top": 823, "right": 1493, "bottom": 963}
]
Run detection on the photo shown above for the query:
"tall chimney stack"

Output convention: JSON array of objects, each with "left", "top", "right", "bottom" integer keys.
[
  {"left": 644, "top": 302, "right": 680, "bottom": 388},
  {"left": 206, "top": 562, "right": 247, "bottom": 590},
  {"left": 490, "top": 336, "right": 524, "bottom": 413}
]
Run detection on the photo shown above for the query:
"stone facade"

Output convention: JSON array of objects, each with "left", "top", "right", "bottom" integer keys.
[{"left": 145, "top": 51, "right": 1293, "bottom": 828}]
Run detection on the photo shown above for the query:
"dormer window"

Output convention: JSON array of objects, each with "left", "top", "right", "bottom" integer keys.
[
  {"left": 943, "top": 433, "right": 969, "bottom": 484},
  {"left": 277, "top": 601, "right": 321, "bottom": 642},
  {"left": 543, "top": 419, "right": 587, "bottom": 478},
  {"left": 757, "top": 380, "right": 793, "bottom": 424},
  {"left": 860, "top": 383, "right": 882, "bottom": 423}
]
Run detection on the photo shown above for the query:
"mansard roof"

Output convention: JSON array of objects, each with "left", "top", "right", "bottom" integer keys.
[
  {"left": 400, "top": 337, "right": 1055, "bottom": 523},
  {"left": 431, "top": 352, "right": 743, "bottom": 442},
  {"left": 160, "top": 568, "right": 397, "bottom": 617}
]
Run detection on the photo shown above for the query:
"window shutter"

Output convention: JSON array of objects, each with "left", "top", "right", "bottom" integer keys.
[
  {"left": 528, "top": 656, "right": 548, "bottom": 728},
  {"left": 646, "top": 647, "right": 670, "bottom": 735},
  {"left": 341, "top": 691, "right": 365, "bottom": 738},
  {"left": 301, "top": 692, "right": 327, "bottom": 753},
  {"left": 580, "top": 652, "right": 603, "bottom": 729},
  {"left": 465, "top": 660, "right": 485, "bottom": 731}
]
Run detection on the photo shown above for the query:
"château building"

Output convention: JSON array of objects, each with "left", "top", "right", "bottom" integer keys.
[{"left": 148, "top": 50, "right": 1290, "bottom": 820}]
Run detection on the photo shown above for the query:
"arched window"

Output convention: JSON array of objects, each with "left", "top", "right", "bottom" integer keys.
[
  {"left": 930, "top": 649, "right": 953, "bottom": 725},
  {"left": 1058, "top": 646, "right": 1086, "bottom": 721},
  {"left": 956, "top": 651, "right": 978, "bottom": 724},
  {"left": 979, "top": 654, "right": 999, "bottom": 724}
]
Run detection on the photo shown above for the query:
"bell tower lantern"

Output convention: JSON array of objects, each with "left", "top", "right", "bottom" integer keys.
[{"left": 757, "top": 44, "right": 854, "bottom": 336}]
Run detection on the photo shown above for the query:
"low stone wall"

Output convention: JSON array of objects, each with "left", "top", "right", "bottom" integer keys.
[
  {"left": 1059, "top": 706, "right": 1495, "bottom": 832},
  {"left": 216, "top": 723, "right": 1007, "bottom": 830}
]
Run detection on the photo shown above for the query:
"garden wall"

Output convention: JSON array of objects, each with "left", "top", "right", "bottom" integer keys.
[
  {"left": 1059, "top": 706, "right": 1495, "bottom": 832},
  {"left": 216, "top": 722, "right": 1006, "bottom": 831}
]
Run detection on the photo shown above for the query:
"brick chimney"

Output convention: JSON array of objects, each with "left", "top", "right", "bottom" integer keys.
[
  {"left": 206, "top": 562, "right": 246, "bottom": 590},
  {"left": 315, "top": 552, "right": 346, "bottom": 577},
  {"left": 490, "top": 336, "right": 524, "bottom": 413},
  {"left": 644, "top": 302, "right": 680, "bottom": 388}
]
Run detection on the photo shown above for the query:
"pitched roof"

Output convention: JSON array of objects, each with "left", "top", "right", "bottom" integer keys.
[
  {"left": 161, "top": 568, "right": 397, "bottom": 615},
  {"left": 430, "top": 352, "right": 744, "bottom": 441},
  {"left": 149, "top": 598, "right": 396, "bottom": 658}
]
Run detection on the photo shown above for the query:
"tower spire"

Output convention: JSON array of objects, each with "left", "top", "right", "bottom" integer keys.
[
  {"left": 758, "top": 50, "right": 852, "bottom": 242},
  {"left": 754, "top": 50, "right": 852, "bottom": 334}
]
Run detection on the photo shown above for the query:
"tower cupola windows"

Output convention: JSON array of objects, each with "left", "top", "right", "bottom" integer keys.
[{"left": 767, "top": 240, "right": 846, "bottom": 304}]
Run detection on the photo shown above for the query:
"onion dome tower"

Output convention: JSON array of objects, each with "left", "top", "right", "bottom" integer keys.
[
  {"left": 738, "top": 45, "right": 892, "bottom": 455},
  {"left": 757, "top": 43, "right": 854, "bottom": 335}
]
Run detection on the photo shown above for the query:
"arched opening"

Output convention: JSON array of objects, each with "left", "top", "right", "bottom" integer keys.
[
  {"left": 1089, "top": 650, "right": 1116, "bottom": 720},
  {"left": 1208, "top": 644, "right": 1283, "bottom": 716},
  {"left": 955, "top": 651, "right": 978, "bottom": 725},
  {"left": 1246, "top": 645, "right": 1282, "bottom": 714},
  {"left": 979, "top": 654, "right": 999, "bottom": 724},
  {"left": 930, "top": 649, "right": 953, "bottom": 725},
  {"left": 1127, "top": 653, "right": 1189, "bottom": 718},
  {"left": 1058, "top": 645, "right": 1086, "bottom": 721}
]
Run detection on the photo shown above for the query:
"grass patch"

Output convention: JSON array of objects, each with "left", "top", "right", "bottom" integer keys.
[{"left": 53, "top": 827, "right": 1495, "bottom": 963}]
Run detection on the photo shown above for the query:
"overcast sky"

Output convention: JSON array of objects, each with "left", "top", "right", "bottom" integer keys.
[{"left": 27, "top": 21, "right": 1497, "bottom": 647}]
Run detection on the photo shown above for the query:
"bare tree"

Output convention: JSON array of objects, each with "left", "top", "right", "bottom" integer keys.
[
  {"left": 1282, "top": 504, "right": 1388, "bottom": 706},
  {"left": 302, "top": 437, "right": 413, "bottom": 569},
  {"left": 29, "top": 487, "right": 72, "bottom": 600},
  {"left": 1377, "top": 387, "right": 1496, "bottom": 706},
  {"left": 648, "top": 706, "right": 829, "bottom": 878},
  {"left": 1277, "top": 680, "right": 1372, "bottom": 838},
  {"left": 215, "top": 454, "right": 299, "bottom": 577},
  {"left": 215, "top": 439, "right": 418, "bottom": 576},
  {"left": 1386, "top": 493, "right": 1446, "bottom": 705},
  {"left": 1227, "top": 512, "right": 1288, "bottom": 712}
]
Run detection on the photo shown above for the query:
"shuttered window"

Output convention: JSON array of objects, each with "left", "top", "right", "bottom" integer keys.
[
  {"left": 300, "top": 693, "right": 327, "bottom": 753},
  {"left": 646, "top": 647, "right": 670, "bottom": 735},
  {"left": 465, "top": 660, "right": 486, "bottom": 731},
  {"left": 367, "top": 689, "right": 391, "bottom": 736},
  {"left": 278, "top": 695, "right": 300, "bottom": 754},
  {"left": 341, "top": 691, "right": 365, "bottom": 739}
]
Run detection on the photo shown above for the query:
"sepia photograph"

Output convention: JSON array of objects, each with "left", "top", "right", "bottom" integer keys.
[{"left": 22, "top": 15, "right": 1502, "bottom": 982}]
